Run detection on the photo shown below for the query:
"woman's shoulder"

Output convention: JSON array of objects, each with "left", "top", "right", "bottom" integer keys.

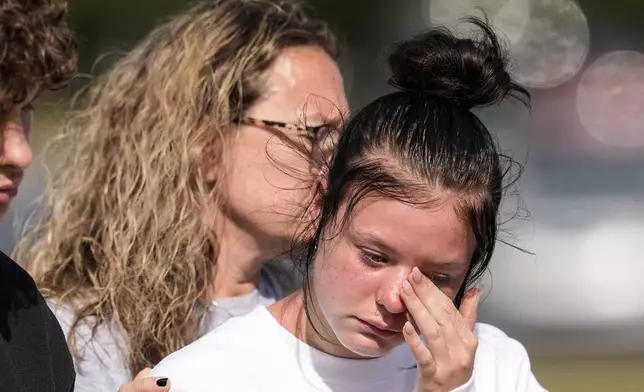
[
  {"left": 45, "top": 297, "right": 76, "bottom": 331},
  {"left": 151, "top": 307, "right": 277, "bottom": 388},
  {"left": 46, "top": 297, "right": 132, "bottom": 392},
  {"left": 0, "top": 253, "right": 76, "bottom": 392},
  {"left": 163, "top": 306, "right": 273, "bottom": 361},
  {"left": 46, "top": 298, "right": 97, "bottom": 340},
  {"left": 47, "top": 297, "right": 127, "bottom": 349}
]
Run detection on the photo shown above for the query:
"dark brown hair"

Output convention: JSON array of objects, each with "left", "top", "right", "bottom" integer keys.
[
  {"left": 0, "top": 0, "right": 77, "bottom": 112},
  {"left": 300, "top": 17, "right": 530, "bottom": 337}
]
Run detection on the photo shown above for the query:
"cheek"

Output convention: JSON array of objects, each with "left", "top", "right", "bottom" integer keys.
[
  {"left": 265, "top": 135, "right": 311, "bottom": 182},
  {"left": 224, "top": 142, "right": 266, "bottom": 210},
  {"left": 226, "top": 134, "right": 310, "bottom": 211},
  {"left": 313, "top": 241, "right": 375, "bottom": 310},
  {"left": 262, "top": 137, "right": 314, "bottom": 211}
]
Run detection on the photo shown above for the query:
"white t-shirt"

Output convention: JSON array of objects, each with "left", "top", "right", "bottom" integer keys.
[
  {"left": 151, "top": 306, "right": 548, "bottom": 392},
  {"left": 49, "top": 265, "right": 284, "bottom": 392}
]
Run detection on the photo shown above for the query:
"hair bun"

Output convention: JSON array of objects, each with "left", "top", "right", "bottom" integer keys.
[{"left": 387, "top": 16, "right": 529, "bottom": 110}]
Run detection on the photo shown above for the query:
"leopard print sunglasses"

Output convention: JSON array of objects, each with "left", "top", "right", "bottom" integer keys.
[{"left": 237, "top": 117, "right": 339, "bottom": 147}]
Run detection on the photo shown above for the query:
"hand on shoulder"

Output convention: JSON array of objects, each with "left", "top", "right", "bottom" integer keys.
[{"left": 118, "top": 368, "right": 170, "bottom": 392}]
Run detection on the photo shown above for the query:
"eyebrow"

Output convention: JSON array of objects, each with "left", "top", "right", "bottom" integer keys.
[
  {"left": 349, "top": 228, "right": 468, "bottom": 270},
  {"left": 350, "top": 228, "right": 401, "bottom": 258}
]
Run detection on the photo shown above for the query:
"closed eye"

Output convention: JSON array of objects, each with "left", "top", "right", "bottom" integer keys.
[
  {"left": 427, "top": 274, "right": 452, "bottom": 287},
  {"left": 312, "top": 124, "right": 336, "bottom": 137},
  {"left": 300, "top": 124, "right": 338, "bottom": 144},
  {"left": 359, "top": 248, "right": 389, "bottom": 266}
]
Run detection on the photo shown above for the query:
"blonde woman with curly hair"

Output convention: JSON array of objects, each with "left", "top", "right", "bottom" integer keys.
[{"left": 14, "top": 0, "right": 348, "bottom": 391}]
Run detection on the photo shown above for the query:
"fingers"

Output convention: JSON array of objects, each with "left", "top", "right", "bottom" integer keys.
[
  {"left": 458, "top": 287, "right": 481, "bottom": 332},
  {"left": 117, "top": 370, "right": 170, "bottom": 392},
  {"left": 402, "top": 268, "right": 479, "bottom": 359},
  {"left": 404, "top": 268, "right": 464, "bottom": 339},
  {"left": 403, "top": 321, "right": 436, "bottom": 376},
  {"left": 402, "top": 270, "right": 479, "bottom": 390},
  {"left": 134, "top": 368, "right": 151, "bottom": 380},
  {"left": 401, "top": 277, "right": 450, "bottom": 362},
  {"left": 408, "top": 268, "right": 457, "bottom": 327},
  {"left": 457, "top": 287, "right": 481, "bottom": 351}
]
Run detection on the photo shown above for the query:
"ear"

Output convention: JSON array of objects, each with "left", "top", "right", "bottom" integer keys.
[{"left": 202, "top": 116, "right": 230, "bottom": 183}]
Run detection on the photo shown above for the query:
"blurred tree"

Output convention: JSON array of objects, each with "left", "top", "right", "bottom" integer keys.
[{"left": 68, "top": 0, "right": 191, "bottom": 73}]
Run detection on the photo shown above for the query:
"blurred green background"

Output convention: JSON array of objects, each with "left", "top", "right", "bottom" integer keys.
[{"left": 6, "top": 0, "right": 644, "bottom": 390}]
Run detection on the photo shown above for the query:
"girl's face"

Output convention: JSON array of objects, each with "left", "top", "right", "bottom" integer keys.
[{"left": 310, "top": 196, "right": 476, "bottom": 358}]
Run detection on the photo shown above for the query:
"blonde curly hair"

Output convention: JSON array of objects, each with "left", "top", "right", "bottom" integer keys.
[{"left": 14, "top": 0, "right": 336, "bottom": 375}]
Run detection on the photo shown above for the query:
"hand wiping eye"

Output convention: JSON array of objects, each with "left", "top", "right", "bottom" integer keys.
[{"left": 400, "top": 267, "right": 480, "bottom": 392}]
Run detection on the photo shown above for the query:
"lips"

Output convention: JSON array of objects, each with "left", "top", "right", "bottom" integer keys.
[
  {"left": 0, "top": 185, "right": 18, "bottom": 203},
  {"left": 357, "top": 318, "right": 402, "bottom": 338}
]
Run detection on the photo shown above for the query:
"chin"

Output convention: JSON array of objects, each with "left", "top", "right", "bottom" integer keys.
[{"left": 339, "top": 332, "right": 399, "bottom": 358}]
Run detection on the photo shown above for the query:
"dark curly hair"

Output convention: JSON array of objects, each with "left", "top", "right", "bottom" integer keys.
[{"left": 0, "top": 0, "right": 77, "bottom": 113}]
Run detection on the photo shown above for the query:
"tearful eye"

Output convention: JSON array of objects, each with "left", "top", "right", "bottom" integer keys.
[
  {"left": 313, "top": 124, "right": 336, "bottom": 139},
  {"left": 360, "top": 249, "right": 389, "bottom": 266},
  {"left": 314, "top": 125, "right": 340, "bottom": 150},
  {"left": 428, "top": 274, "right": 451, "bottom": 286}
]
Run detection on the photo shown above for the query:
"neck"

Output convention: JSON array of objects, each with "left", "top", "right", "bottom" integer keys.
[
  {"left": 270, "top": 291, "right": 358, "bottom": 358},
  {"left": 211, "top": 216, "right": 272, "bottom": 299}
]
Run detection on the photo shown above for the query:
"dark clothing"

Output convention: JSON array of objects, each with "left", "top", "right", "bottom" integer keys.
[{"left": 0, "top": 251, "right": 75, "bottom": 392}]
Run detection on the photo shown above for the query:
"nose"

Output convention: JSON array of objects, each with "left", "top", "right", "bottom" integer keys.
[
  {"left": 376, "top": 268, "right": 410, "bottom": 314},
  {"left": 1, "top": 118, "right": 33, "bottom": 170}
]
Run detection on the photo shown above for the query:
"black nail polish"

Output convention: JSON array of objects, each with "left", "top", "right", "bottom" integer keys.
[{"left": 156, "top": 378, "right": 168, "bottom": 387}]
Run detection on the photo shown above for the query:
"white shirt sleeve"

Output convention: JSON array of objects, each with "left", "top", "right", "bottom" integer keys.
[{"left": 451, "top": 374, "right": 476, "bottom": 392}]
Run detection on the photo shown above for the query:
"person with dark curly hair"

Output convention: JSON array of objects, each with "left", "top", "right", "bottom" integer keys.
[{"left": 0, "top": 1, "right": 77, "bottom": 391}]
